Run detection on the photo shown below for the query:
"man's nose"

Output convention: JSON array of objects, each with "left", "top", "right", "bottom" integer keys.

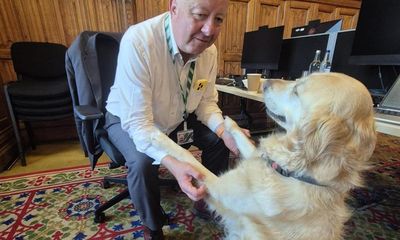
[{"left": 201, "top": 19, "right": 218, "bottom": 36}]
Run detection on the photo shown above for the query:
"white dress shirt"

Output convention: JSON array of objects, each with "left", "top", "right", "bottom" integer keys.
[{"left": 106, "top": 12, "right": 224, "bottom": 164}]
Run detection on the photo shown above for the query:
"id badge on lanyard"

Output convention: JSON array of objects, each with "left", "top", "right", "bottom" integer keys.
[{"left": 177, "top": 120, "right": 194, "bottom": 145}]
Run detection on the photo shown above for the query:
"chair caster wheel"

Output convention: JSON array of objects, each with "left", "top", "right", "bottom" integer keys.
[
  {"left": 103, "top": 180, "right": 110, "bottom": 189},
  {"left": 94, "top": 212, "right": 106, "bottom": 223}
]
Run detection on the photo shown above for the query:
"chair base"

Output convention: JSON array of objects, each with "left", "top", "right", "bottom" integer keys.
[
  {"left": 94, "top": 176, "right": 177, "bottom": 224},
  {"left": 103, "top": 176, "right": 127, "bottom": 188},
  {"left": 94, "top": 188, "right": 130, "bottom": 223}
]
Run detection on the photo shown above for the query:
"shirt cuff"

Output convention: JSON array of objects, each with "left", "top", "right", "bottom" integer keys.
[
  {"left": 143, "top": 145, "right": 167, "bottom": 165},
  {"left": 207, "top": 113, "right": 225, "bottom": 133}
]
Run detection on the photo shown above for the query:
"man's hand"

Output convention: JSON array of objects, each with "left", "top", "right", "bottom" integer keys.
[
  {"left": 216, "top": 123, "right": 252, "bottom": 156},
  {"left": 161, "top": 156, "right": 207, "bottom": 201}
]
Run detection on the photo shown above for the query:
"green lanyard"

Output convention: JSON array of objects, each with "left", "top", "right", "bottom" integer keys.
[{"left": 164, "top": 14, "right": 196, "bottom": 120}]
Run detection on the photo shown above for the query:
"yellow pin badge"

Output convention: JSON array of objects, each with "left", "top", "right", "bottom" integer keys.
[{"left": 193, "top": 79, "right": 208, "bottom": 91}]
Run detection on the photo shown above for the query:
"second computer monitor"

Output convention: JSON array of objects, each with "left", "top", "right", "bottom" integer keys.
[
  {"left": 272, "top": 33, "right": 330, "bottom": 80},
  {"left": 331, "top": 30, "right": 396, "bottom": 93},
  {"left": 241, "top": 26, "right": 284, "bottom": 71}
]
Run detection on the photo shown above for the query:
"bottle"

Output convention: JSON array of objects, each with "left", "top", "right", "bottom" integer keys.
[
  {"left": 308, "top": 50, "right": 321, "bottom": 74},
  {"left": 319, "top": 50, "right": 331, "bottom": 73}
]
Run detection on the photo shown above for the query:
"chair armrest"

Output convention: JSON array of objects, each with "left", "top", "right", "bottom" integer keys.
[{"left": 74, "top": 105, "right": 104, "bottom": 120}]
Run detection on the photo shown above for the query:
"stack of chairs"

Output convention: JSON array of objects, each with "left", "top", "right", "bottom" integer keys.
[{"left": 4, "top": 42, "right": 73, "bottom": 166}]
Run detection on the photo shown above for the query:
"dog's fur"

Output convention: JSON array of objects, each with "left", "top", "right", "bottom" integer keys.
[{"left": 153, "top": 72, "right": 377, "bottom": 239}]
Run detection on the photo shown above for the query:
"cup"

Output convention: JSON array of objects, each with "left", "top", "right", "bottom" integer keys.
[{"left": 246, "top": 73, "right": 261, "bottom": 92}]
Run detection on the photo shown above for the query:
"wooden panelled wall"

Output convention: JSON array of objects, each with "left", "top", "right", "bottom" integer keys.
[{"left": 0, "top": 0, "right": 361, "bottom": 169}]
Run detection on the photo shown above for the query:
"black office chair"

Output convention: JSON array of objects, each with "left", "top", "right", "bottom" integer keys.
[
  {"left": 66, "top": 31, "right": 175, "bottom": 224},
  {"left": 4, "top": 42, "right": 73, "bottom": 166}
]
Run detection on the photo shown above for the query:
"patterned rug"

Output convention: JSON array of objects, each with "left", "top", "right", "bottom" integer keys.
[
  {"left": 0, "top": 134, "right": 399, "bottom": 239},
  {"left": 0, "top": 151, "right": 222, "bottom": 240},
  {"left": 344, "top": 133, "right": 400, "bottom": 239}
]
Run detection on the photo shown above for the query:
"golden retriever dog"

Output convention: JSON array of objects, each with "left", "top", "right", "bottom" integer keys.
[{"left": 152, "top": 72, "right": 377, "bottom": 239}]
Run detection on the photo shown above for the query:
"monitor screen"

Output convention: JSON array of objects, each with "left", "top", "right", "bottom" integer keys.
[
  {"left": 331, "top": 30, "right": 396, "bottom": 92},
  {"left": 241, "top": 26, "right": 284, "bottom": 70},
  {"left": 271, "top": 33, "right": 329, "bottom": 80},
  {"left": 349, "top": 0, "right": 400, "bottom": 65}
]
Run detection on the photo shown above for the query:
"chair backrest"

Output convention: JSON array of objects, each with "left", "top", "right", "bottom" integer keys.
[
  {"left": 11, "top": 42, "right": 67, "bottom": 80},
  {"left": 95, "top": 34, "right": 121, "bottom": 113},
  {"left": 67, "top": 32, "right": 122, "bottom": 112},
  {"left": 65, "top": 31, "right": 123, "bottom": 168}
]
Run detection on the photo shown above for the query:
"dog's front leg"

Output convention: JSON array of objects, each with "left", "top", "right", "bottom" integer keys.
[
  {"left": 224, "top": 116, "right": 257, "bottom": 159},
  {"left": 151, "top": 132, "right": 218, "bottom": 183}
]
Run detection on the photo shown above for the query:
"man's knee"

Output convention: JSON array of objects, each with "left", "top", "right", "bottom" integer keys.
[{"left": 126, "top": 154, "right": 157, "bottom": 179}]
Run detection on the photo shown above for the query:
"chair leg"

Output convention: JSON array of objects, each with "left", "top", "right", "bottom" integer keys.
[
  {"left": 4, "top": 85, "right": 26, "bottom": 166},
  {"left": 94, "top": 188, "right": 130, "bottom": 223},
  {"left": 103, "top": 176, "right": 128, "bottom": 188},
  {"left": 24, "top": 121, "right": 36, "bottom": 150}
]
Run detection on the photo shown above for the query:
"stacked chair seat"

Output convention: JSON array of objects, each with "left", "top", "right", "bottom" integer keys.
[{"left": 4, "top": 42, "right": 73, "bottom": 166}]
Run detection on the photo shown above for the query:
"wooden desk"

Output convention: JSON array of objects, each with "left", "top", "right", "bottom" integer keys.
[
  {"left": 215, "top": 84, "right": 273, "bottom": 133},
  {"left": 216, "top": 84, "right": 400, "bottom": 137},
  {"left": 216, "top": 84, "right": 264, "bottom": 102}
]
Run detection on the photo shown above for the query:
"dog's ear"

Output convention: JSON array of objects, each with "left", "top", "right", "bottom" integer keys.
[
  {"left": 351, "top": 114, "right": 377, "bottom": 160},
  {"left": 300, "top": 111, "right": 376, "bottom": 164},
  {"left": 299, "top": 113, "right": 376, "bottom": 190},
  {"left": 298, "top": 114, "right": 355, "bottom": 188},
  {"left": 300, "top": 114, "right": 350, "bottom": 161}
]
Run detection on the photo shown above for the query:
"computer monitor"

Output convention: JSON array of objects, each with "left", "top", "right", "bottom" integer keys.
[
  {"left": 349, "top": 0, "right": 400, "bottom": 65},
  {"left": 331, "top": 30, "right": 396, "bottom": 93},
  {"left": 241, "top": 26, "right": 284, "bottom": 72},
  {"left": 291, "top": 19, "right": 341, "bottom": 37},
  {"left": 271, "top": 33, "right": 330, "bottom": 80}
]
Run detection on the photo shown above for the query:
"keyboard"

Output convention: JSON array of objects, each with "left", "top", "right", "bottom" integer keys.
[
  {"left": 233, "top": 75, "right": 247, "bottom": 90},
  {"left": 216, "top": 77, "right": 235, "bottom": 86},
  {"left": 376, "top": 107, "right": 400, "bottom": 116},
  {"left": 375, "top": 111, "right": 400, "bottom": 125}
]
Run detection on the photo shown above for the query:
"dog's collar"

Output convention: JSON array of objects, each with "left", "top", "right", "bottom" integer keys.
[{"left": 262, "top": 154, "right": 326, "bottom": 187}]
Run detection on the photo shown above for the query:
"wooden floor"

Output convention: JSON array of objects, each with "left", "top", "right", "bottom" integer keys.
[{"left": 0, "top": 140, "right": 110, "bottom": 177}]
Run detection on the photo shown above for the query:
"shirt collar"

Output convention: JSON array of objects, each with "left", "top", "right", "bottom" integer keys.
[{"left": 164, "top": 13, "right": 198, "bottom": 64}]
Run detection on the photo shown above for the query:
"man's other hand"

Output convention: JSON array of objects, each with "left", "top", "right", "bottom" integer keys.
[{"left": 161, "top": 156, "right": 207, "bottom": 201}]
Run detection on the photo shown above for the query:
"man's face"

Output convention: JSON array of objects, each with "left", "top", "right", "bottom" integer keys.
[{"left": 170, "top": 0, "right": 228, "bottom": 58}]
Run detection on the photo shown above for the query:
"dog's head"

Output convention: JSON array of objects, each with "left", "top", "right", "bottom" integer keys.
[{"left": 262, "top": 73, "right": 377, "bottom": 191}]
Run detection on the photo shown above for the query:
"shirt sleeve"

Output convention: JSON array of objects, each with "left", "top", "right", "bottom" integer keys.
[
  {"left": 195, "top": 48, "right": 224, "bottom": 132},
  {"left": 111, "top": 32, "right": 169, "bottom": 164}
]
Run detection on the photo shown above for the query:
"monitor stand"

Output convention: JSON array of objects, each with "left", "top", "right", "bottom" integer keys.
[{"left": 377, "top": 74, "right": 400, "bottom": 115}]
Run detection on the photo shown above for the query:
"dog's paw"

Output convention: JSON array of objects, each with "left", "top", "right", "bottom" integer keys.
[{"left": 224, "top": 116, "right": 240, "bottom": 132}]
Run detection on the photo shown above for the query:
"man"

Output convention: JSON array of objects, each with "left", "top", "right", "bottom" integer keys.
[{"left": 105, "top": 0, "right": 249, "bottom": 239}]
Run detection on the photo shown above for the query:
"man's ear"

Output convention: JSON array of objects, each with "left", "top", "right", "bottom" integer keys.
[{"left": 169, "top": 0, "right": 177, "bottom": 14}]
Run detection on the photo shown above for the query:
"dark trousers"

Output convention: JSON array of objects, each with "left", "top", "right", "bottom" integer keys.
[{"left": 105, "top": 112, "right": 229, "bottom": 230}]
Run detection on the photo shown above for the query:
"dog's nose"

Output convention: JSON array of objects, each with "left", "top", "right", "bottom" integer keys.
[{"left": 263, "top": 79, "right": 272, "bottom": 91}]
